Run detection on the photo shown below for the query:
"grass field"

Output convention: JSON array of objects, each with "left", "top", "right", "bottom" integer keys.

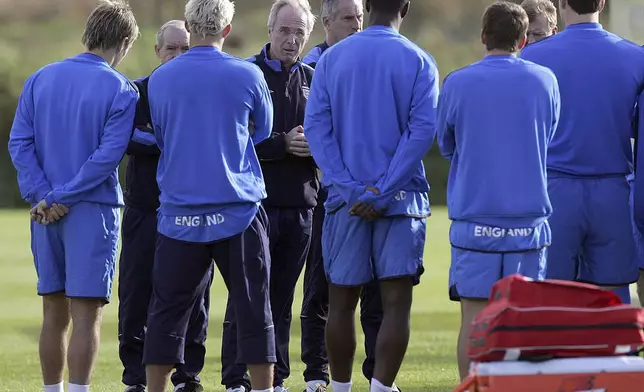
[{"left": 0, "top": 208, "right": 460, "bottom": 391}]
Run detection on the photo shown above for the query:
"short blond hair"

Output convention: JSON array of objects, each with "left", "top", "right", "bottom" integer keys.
[
  {"left": 268, "top": 0, "right": 316, "bottom": 35},
  {"left": 81, "top": 0, "right": 139, "bottom": 51},
  {"left": 521, "top": 0, "right": 558, "bottom": 30},
  {"left": 185, "top": 0, "right": 235, "bottom": 38}
]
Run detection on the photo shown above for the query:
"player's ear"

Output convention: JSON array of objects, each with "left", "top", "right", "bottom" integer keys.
[
  {"left": 222, "top": 24, "right": 232, "bottom": 39},
  {"left": 401, "top": 1, "right": 410, "bottom": 19},
  {"left": 518, "top": 34, "right": 527, "bottom": 51},
  {"left": 184, "top": 20, "right": 190, "bottom": 33},
  {"left": 598, "top": 0, "right": 606, "bottom": 13},
  {"left": 480, "top": 29, "right": 486, "bottom": 47}
]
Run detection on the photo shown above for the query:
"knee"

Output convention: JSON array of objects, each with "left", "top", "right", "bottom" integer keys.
[
  {"left": 328, "top": 286, "right": 361, "bottom": 314},
  {"left": 42, "top": 294, "right": 71, "bottom": 331},
  {"left": 460, "top": 299, "right": 487, "bottom": 330},
  {"left": 70, "top": 298, "right": 105, "bottom": 330},
  {"left": 379, "top": 279, "right": 413, "bottom": 311}
]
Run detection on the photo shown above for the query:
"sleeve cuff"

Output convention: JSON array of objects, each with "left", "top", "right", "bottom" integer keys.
[
  {"left": 45, "top": 192, "right": 56, "bottom": 207},
  {"left": 33, "top": 187, "right": 52, "bottom": 204},
  {"left": 359, "top": 191, "right": 391, "bottom": 211}
]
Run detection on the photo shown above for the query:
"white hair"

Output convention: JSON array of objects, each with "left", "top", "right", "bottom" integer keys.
[
  {"left": 184, "top": 0, "right": 235, "bottom": 38},
  {"left": 321, "top": 0, "right": 339, "bottom": 19},
  {"left": 155, "top": 20, "right": 186, "bottom": 47},
  {"left": 321, "top": 0, "right": 362, "bottom": 20},
  {"left": 267, "top": 0, "right": 316, "bottom": 35}
]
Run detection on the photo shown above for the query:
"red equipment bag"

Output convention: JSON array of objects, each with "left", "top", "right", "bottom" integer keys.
[
  {"left": 468, "top": 275, "right": 644, "bottom": 362},
  {"left": 488, "top": 274, "right": 622, "bottom": 308}
]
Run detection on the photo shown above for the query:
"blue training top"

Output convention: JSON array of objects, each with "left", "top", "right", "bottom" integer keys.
[
  {"left": 8, "top": 53, "right": 138, "bottom": 207},
  {"left": 304, "top": 26, "right": 438, "bottom": 217},
  {"left": 148, "top": 46, "right": 274, "bottom": 243},
  {"left": 437, "top": 54, "right": 560, "bottom": 252},
  {"left": 520, "top": 23, "right": 644, "bottom": 178}
]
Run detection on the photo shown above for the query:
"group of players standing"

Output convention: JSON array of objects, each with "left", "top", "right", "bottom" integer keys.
[
  {"left": 7, "top": 0, "right": 644, "bottom": 391},
  {"left": 442, "top": 0, "right": 644, "bottom": 382}
]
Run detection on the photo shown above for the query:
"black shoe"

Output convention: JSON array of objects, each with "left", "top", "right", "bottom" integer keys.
[
  {"left": 124, "top": 386, "right": 146, "bottom": 392},
  {"left": 175, "top": 382, "right": 205, "bottom": 392}
]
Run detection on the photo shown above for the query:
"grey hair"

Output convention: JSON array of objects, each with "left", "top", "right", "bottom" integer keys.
[
  {"left": 267, "top": 0, "right": 316, "bottom": 35},
  {"left": 321, "top": 0, "right": 362, "bottom": 20},
  {"left": 81, "top": 0, "right": 139, "bottom": 51},
  {"left": 155, "top": 20, "right": 186, "bottom": 47},
  {"left": 320, "top": 0, "right": 338, "bottom": 19},
  {"left": 184, "top": 0, "right": 235, "bottom": 38}
]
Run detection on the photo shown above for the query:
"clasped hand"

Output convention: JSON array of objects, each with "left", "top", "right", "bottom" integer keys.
[
  {"left": 285, "top": 126, "right": 311, "bottom": 157},
  {"left": 30, "top": 200, "right": 70, "bottom": 225},
  {"left": 349, "top": 186, "right": 382, "bottom": 221}
]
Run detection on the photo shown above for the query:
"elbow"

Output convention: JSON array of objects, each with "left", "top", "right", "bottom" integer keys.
[{"left": 438, "top": 145, "right": 454, "bottom": 160}]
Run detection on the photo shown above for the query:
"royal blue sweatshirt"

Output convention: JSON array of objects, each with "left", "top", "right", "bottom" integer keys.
[
  {"left": 633, "top": 93, "right": 644, "bottom": 234},
  {"left": 148, "top": 46, "right": 273, "bottom": 243},
  {"left": 438, "top": 55, "right": 560, "bottom": 231},
  {"left": 304, "top": 26, "right": 438, "bottom": 216},
  {"left": 520, "top": 23, "right": 644, "bottom": 177},
  {"left": 8, "top": 53, "right": 138, "bottom": 207},
  {"left": 303, "top": 42, "right": 331, "bottom": 206}
]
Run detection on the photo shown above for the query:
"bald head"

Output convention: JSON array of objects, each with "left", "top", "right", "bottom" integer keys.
[{"left": 155, "top": 20, "right": 190, "bottom": 64}]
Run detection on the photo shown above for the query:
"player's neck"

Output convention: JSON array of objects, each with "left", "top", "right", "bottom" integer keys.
[
  {"left": 485, "top": 49, "right": 515, "bottom": 57},
  {"left": 368, "top": 14, "right": 401, "bottom": 31},
  {"left": 564, "top": 11, "right": 600, "bottom": 27},
  {"left": 86, "top": 49, "right": 118, "bottom": 66},
  {"left": 190, "top": 36, "right": 224, "bottom": 51}
]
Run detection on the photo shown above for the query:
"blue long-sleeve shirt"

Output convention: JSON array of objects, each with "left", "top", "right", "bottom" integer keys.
[
  {"left": 303, "top": 41, "right": 331, "bottom": 207},
  {"left": 633, "top": 93, "right": 644, "bottom": 234},
  {"left": 148, "top": 46, "right": 273, "bottom": 243},
  {"left": 8, "top": 53, "right": 138, "bottom": 207},
  {"left": 304, "top": 26, "right": 438, "bottom": 217},
  {"left": 437, "top": 55, "right": 560, "bottom": 235},
  {"left": 520, "top": 23, "right": 644, "bottom": 178}
]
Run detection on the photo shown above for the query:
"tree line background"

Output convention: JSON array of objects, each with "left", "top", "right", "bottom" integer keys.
[{"left": 0, "top": 0, "right": 615, "bottom": 207}]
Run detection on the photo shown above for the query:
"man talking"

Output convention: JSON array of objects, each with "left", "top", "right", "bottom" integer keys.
[{"left": 221, "top": 1, "right": 318, "bottom": 391}]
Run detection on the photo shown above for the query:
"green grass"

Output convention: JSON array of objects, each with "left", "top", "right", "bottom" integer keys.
[{"left": 0, "top": 208, "right": 461, "bottom": 392}]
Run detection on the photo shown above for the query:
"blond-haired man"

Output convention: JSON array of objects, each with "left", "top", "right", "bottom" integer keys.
[{"left": 8, "top": 1, "right": 139, "bottom": 391}]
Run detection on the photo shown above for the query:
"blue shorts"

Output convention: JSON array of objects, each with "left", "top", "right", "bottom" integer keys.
[
  {"left": 322, "top": 205, "right": 426, "bottom": 286},
  {"left": 629, "top": 176, "right": 644, "bottom": 270},
  {"left": 547, "top": 176, "right": 637, "bottom": 285},
  {"left": 30, "top": 202, "right": 120, "bottom": 301},
  {"left": 449, "top": 247, "right": 546, "bottom": 301}
]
